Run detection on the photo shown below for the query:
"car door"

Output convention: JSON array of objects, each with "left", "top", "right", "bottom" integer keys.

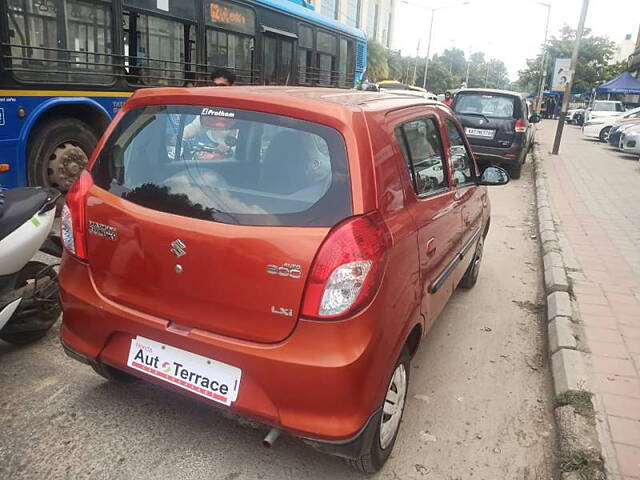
[
  {"left": 391, "top": 112, "right": 461, "bottom": 329},
  {"left": 442, "top": 115, "right": 486, "bottom": 287}
]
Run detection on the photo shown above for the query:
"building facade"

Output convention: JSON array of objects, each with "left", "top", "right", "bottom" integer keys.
[
  {"left": 614, "top": 33, "right": 637, "bottom": 63},
  {"left": 310, "top": 0, "right": 395, "bottom": 47}
]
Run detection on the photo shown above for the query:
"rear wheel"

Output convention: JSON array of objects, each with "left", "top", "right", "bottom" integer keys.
[
  {"left": 347, "top": 348, "right": 410, "bottom": 474},
  {"left": 27, "top": 117, "right": 98, "bottom": 192},
  {"left": 459, "top": 234, "right": 484, "bottom": 289},
  {"left": 0, "top": 262, "right": 60, "bottom": 345},
  {"left": 599, "top": 126, "right": 611, "bottom": 143},
  {"left": 508, "top": 162, "right": 522, "bottom": 180}
]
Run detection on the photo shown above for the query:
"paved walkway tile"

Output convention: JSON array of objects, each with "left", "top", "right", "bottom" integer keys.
[{"left": 539, "top": 122, "right": 640, "bottom": 478}]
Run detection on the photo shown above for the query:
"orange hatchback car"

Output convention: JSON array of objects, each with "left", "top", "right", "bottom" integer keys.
[{"left": 59, "top": 87, "right": 508, "bottom": 472}]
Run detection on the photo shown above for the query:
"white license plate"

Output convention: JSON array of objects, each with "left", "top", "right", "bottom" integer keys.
[
  {"left": 465, "top": 127, "right": 495, "bottom": 138},
  {"left": 127, "top": 336, "right": 241, "bottom": 406}
]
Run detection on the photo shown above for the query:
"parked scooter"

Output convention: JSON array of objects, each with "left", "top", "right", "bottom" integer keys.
[{"left": 0, "top": 187, "right": 62, "bottom": 345}]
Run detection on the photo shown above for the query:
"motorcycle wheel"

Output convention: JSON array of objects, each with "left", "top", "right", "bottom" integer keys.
[{"left": 0, "top": 261, "right": 60, "bottom": 346}]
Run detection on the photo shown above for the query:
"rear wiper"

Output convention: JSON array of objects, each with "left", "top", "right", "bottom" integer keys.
[{"left": 459, "top": 112, "right": 491, "bottom": 123}]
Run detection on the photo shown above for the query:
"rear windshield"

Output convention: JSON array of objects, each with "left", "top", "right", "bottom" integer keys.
[
  {"left": 92, "top": 106, "right": 351, "bottom": 227},
  {"left": 454, "top": 93, "right": 519, "bottom": 119},
  {"left": 593, "top": 101, "right": 625, "bottom": 112}
]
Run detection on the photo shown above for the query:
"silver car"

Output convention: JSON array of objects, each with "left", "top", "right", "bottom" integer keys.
[{"left": 619, "top": 124, "right": 640, "bottom": 156}]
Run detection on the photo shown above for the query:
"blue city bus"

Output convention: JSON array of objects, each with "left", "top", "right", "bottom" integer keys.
[{"left": 0, "top": 0, "right": 366, "bottom": 190}]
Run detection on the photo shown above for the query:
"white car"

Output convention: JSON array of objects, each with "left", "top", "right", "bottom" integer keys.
[
  {"left": 584, "top": 100, "right": 626, "bottom": 124},
  {"left": 619, "top": 124, "right": 640, "bottom": 155},
  {"left": 567, "top": 108, "right": 585, "bottom": 124},
  {"left": 583, "top": 106, "right": 640, "bottom": 142}
]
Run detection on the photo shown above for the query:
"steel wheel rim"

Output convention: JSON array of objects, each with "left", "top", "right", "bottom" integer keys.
[
  {"left": 47, "top": 141, "right": 88, "bottom": 192},
  {"left": 379, "top": 363, "right": 407, "bottom": 450}
]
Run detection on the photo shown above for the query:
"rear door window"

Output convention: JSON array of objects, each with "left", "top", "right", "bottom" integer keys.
[
  {"left": 395, "top": 117, "right": 448, "bottom": 197},
  {"left": 92, "top": 106, "right": 351, "bottom": 226},
  {"left": 454, "top": 93, "right": 518, "bottom": 119}
]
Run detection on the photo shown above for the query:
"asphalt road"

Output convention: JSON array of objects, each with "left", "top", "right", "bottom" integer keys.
[{"left": 0, "top": 158, "right": 557, "bottom": 479}]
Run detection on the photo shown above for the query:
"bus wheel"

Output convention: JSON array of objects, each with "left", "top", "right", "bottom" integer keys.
[{"left": 28, "top": 117, "right": 98, "bottom": 192}]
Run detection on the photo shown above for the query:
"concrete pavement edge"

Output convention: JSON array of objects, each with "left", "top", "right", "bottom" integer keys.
[{"left": 532, "top": 146, "right": 608, "bottom": 480}]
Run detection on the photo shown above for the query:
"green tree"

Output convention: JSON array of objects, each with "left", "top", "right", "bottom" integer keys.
[
  {"left": 370, "top": 46, "right": 511, "bottom": 93},
  {"left": 517, "top": 25, "right": 618, "bottom": 93},
  {"left": 365, "top": 40, "right": 389, "bottom": 82}
]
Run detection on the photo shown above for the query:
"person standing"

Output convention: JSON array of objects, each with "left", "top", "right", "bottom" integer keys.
[{"left": 443, "top": 91, "right": 454, "bottom": 107}]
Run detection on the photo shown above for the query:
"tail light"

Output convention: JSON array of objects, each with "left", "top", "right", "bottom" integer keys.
[
  {"left": 61, "top": 170, "right": 93, "bottom": 260},
  {"left": 515, "top": 118, "right": 526, "bottom": 133},
  {"left": 301, "top": 212, "right": 391, "bottom": 320}
]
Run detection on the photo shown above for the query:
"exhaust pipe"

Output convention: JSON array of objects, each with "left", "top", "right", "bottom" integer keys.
[{"left": 262, "top": 428, "right": 281, "bottom": 448}]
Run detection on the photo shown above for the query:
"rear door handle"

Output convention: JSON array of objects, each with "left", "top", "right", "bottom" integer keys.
[{"left": 426, "top": 237, "right": 436, "bottom": 258}]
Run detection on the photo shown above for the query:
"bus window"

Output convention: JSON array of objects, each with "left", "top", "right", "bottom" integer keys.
[
  {"left": 316, "top": 30, "right": 336, "bottom": 86},
  {"left": 206, "top": 0, "right": 256, "bottom": 84},
  {"left": 6, "top": 0, "right": 112, "bottom": 84},
  {"left": 66, "top": 0, "right": 113, "bottom": 83},
  {"left": 297, "top": 24, "right": 313, "bottom": 85},
  {"left": 206, "top": 30, "right": 253, "bottom": 83},
  {"left": 7, "top": 0, "right": 59, "bottom": 81},
  {"left": 263, "top": 35, "right": 293, "bottom": 85},
  {"left": 338, "top": 38, "right": 347, "bottom": 87},
  {"left": 124, "top": 10, "right": 194, "bottom": 86}
]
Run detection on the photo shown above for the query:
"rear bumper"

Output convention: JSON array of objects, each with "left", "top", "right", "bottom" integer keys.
[
  {"left": 58, "top": 255, "right": 394, "bottom": 456},
  {"left": 469, "top": 142, "right": 525, "bottom": 166}
]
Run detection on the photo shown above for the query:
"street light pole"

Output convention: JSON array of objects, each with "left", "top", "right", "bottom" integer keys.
[
  {"left": 422, "top": 9, "right": 435, "bottom": 89},
  {"left": 465, "top": 46, "right": 472, "bottom": 86},
  {"left": 402, "top": 0, "right": 470, "bottom": 90},
  {"left": 484, "top": 60, "right": 491, "bottom": 88},
  {"left": 535, "top": 2, "right": 551, "bottom": 114},
  {"left": 552, "top": 0, "right": 590, "bottom": 155},
  {"left": 412, "top": 39, "right": 421, "bottom": 85}
]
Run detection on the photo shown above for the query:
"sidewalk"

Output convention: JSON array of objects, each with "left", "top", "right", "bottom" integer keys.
[{"left": 538, "top": 121, "right": 640, "bottom": 479}]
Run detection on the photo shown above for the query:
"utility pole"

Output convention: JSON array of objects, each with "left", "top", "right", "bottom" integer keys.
[
  {"left": 422, "top": 9, "right": 435, "bottom": 89},
  {"left": 536, "top": 3, "right": 551, "bottom": 114},
  {"left": 465, "top": 47, "right": 472, "bottom": 86},
  {"left": 552, "top": 0, "right": 589, "bottom": 155},
  {"left": 484, "top": 61, "right": 491, "bottom": 88},
  {"left": 412, "top": 39, "right": 420, "bottom": 85}
]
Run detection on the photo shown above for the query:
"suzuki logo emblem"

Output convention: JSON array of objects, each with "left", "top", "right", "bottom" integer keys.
[{"left": 170, "top": 239, "right": 186, "bottom": 257}]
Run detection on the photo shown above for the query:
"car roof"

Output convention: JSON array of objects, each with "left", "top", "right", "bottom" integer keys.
[
  {"left": 456, "top": 88, "right": 526, "bottom": 99},
  {"left": 129, "top": 86, "right": 439, "bottom": 114}
]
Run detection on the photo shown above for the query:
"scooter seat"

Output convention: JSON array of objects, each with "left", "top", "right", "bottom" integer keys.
[{"left": 0, "top": 188, "right": 50, "bottom": 242}]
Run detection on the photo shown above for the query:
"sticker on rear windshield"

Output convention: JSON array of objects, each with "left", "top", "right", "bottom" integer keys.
[{"left": 201, "top": 107, "right": 235, "bottom": 118}]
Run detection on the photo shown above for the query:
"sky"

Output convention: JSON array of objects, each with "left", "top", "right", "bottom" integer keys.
[{"left": 391, "top": 0, "right": 640, "bottom": 81}]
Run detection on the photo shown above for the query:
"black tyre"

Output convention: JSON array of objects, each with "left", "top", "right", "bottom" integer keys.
[
  {"left": 0, "top": 262, "right": 60, "bottom": 345},
  {"left": 91, "top": 362, "right": 138, "bottom": 383},
  {"left": 347, "top": 347, "right": 410, "bottom": 474},
  {"left": 27, "top": 117, "right": 98, "bottom": 192},
  {"left": 509, "top": 162, "right": 522, "bottom": 180},
  {"left": 599, "top": 126, "right": 611, "bottom": 143},
  {"left": 459, "top": 234, "right": 484, "bottom": 289}
]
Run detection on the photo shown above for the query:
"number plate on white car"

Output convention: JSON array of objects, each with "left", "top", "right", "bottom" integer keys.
[
  {"left": 465, "top": 127, "right": 495, "bottom": 138},
  {"left": 127, "top": 336, "right": 241, "bottom": 406}
]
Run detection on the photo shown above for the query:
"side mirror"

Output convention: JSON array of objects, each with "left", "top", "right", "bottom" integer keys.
[
  {"left": 529, "top": 113, "right": 541, "bottom": 124},
  {"left": 480, "top": 166, "right": 509, "bottom": 186}
]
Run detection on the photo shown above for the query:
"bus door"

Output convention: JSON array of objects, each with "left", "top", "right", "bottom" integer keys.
[{"left": 262, "top": 27, "right": 295, "bottom": 86}]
